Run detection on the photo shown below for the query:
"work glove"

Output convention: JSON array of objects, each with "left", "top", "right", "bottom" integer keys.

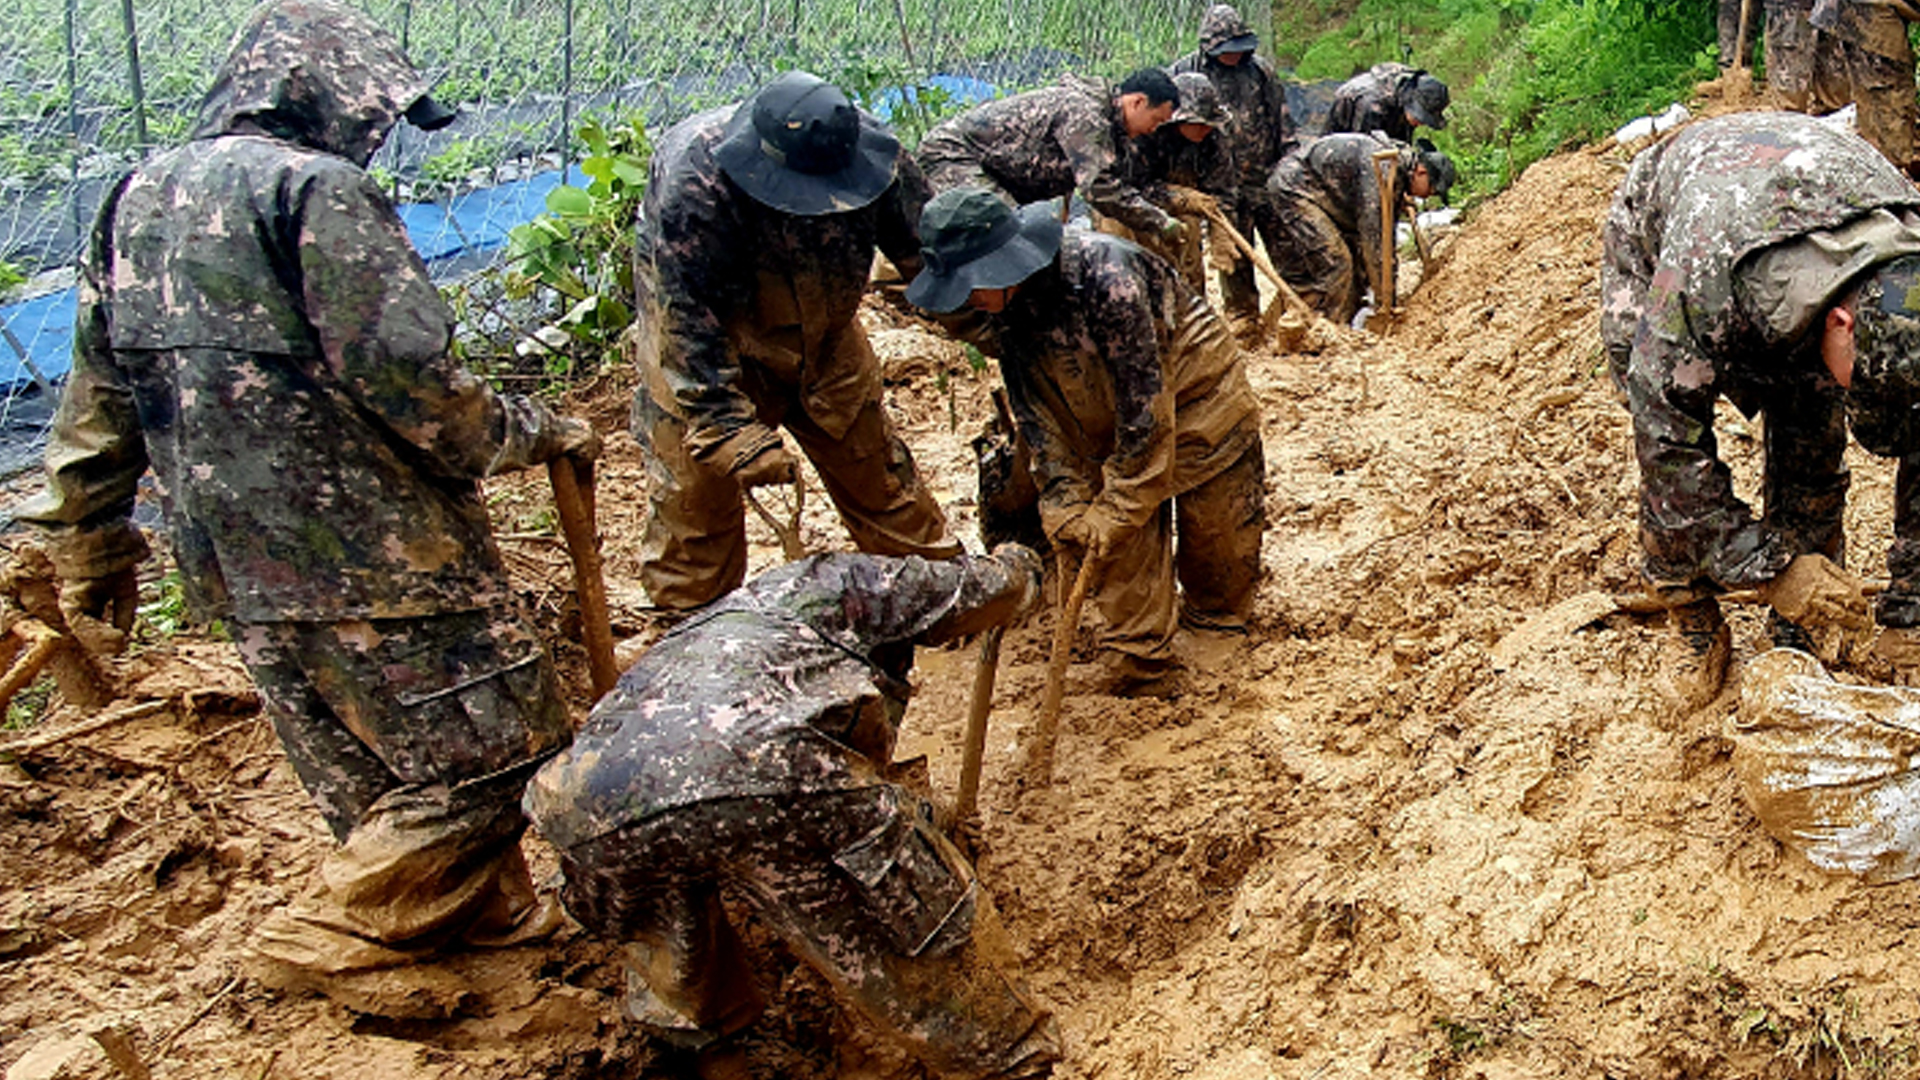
[
  {"left": 734, "top": 443, "right": 797, "bottom": 490},
  {"left": 554, "top": 416, "right": 602, "bottom": 462},
  {"left": 1164, "top": 188, "right": 1217, "bottom": 217},
  {"left": 1757, "top": 554, "right": 1874, "bottom": 635},
  {"left": 991, "top": 542, "right": 1045, "bottom": 623},
  {"left": 1053, "top": 503, "right": 1126, "bottom": 562},
  {"left": 61, "top": 566, "right": 139, "bottom": 656},
  {"left": 1872, "top": 626, "right": 1920, "bottom": 686},
  {"left": 1158, "top": 218, "right": 1188, "bottom": 246},
  {"left": 1207, "top": 233, "right": 1241, "bottom": 274}
]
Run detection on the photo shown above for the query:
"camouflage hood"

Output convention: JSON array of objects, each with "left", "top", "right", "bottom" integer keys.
[
  {"left": 1198, "top": 4, "right": 1259, "bottom": 56},
  {"left": 191, "top": 0, "right": 429, "bottom": 165}
]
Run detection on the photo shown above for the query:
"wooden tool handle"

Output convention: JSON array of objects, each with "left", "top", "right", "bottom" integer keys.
[{"left": 548, "top": 457, "right": 618, "bottom": 700}]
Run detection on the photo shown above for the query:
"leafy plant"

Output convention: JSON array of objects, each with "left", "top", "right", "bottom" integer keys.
[
  {"left": 420, "top": 135, "right": 504, "bottom": 186},
  {"left": 502, "top": 114, "right": 650, "bottom": 375}
]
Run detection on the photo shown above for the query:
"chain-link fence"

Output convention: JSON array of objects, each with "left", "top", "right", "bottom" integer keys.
[{"left": 0, "top": 0, "right": 1264, "bottom": 471}]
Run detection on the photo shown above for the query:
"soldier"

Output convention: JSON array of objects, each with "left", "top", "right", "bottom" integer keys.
[
  {"left": 523, "top": 549, "right": 1063, "bottom": 1080},
  {"left": 1108, "top": 71, "right": 1239, "bottom": 290},
  {"left": 1323, "top": 62, "right": 1451, "bottom": 144},
  {"left": 13, "top": 0, "right": 596, "bottom": 1001},
  {"left": 1600, "top": 111, "right": 1920, "bottom": 694},
  {"left": 1265, "top": 133, "right": 1454, "bottom": 324},
  {"left": 1170, "top": 3, "right": 1296, "bottom": 332},
  {"left": 916, "top": 67, "right": 1183, "bottom": 243},
  {"left": 1809, "top": 0, "right": 1917, "bottom": 173},
  {"left": 633, "top": 71, "right": 961, "bottom": 613},
  {"left": 907, "top": 187, "right": 1266, "bottom": 697}
]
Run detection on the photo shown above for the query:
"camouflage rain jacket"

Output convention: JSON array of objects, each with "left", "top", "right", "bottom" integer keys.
[
  {"left": 1601, "top": 111, "right": 1920, "bottom": 599},
  {"left": 16, "top": 0, "right": 580, "bottom": 623},
  {"left": 954, "top": 230, "right": 1260, "bottom": 538},
  {"left": 523, "top": 552, "right": 1034, "bottom": 849},
  {"left": 1170, "top": 5, "right": 1295, "bottom": 190},
  {"left": 1325, "top": 62, "right": 1421, "bottom": 143},
  {"left": 636, "top": 105, "right": 931, "bottom": 474},
  {"left": 915, "top": 76, "right": 1176, "bottom": 236},
  {"left": 1268, "top": 132, "right": 1405, "bottom": 305},
  {"left": 1130, "top": 125, "right": 1239, "bottom": 218}
]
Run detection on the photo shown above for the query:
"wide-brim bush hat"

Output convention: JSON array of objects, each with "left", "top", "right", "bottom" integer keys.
[
  {"left": 905, "top": 187, "right": 1064, "bottom": 314},
  {"left": 714, "top": 70, "right": 899, "bottom": 215}
]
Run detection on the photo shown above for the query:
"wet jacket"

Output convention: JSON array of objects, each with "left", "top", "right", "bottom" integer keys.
[
  {"left": 1131, "top": 125, "right": 1239, "bottom": 218},
  {"left": 1170, "top": 5, "right": 1295, "bottom": 190},
  {"left": 958, "top": 230, "right": 1260, "bottom": 537},
  {"left": 16, "top": 0, "right": 577, "bottom": 623},
  {"left": 637, "top": 105, "right": 930, "bottom": 475},
  {"left": 1269, "top": 132, "right": 1405, "bottom": 307},
  {"left": 524, "top": 552, "right": 1033, "bottom": 849},
  {"left": 1325, "top": 62, "right": 1421, "bottom": 143},
  {"left": 915, "top": 76, "right": 1175, "bottom": 236},
  {"left": 1600, "top": 111, "right": 1920, "bottom": 600}
]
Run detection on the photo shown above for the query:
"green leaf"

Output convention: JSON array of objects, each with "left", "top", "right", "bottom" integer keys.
[
  {"left": 545, "top": 184, "right": 595, "bottom": 217},
  {"left": 612, "top": 158, "right": 648, "bottom": 187}
]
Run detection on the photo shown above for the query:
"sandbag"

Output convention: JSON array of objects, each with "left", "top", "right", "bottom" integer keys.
[{"left": 1731, "top": 648, "right": 1920, "bottom": 883}]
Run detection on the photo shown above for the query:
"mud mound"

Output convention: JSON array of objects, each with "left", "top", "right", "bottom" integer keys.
[{"left": 9, "top": 101, "right": 1920, "bottom": 1080}]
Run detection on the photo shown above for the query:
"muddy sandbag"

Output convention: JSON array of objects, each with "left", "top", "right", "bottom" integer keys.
[{"left": 1732, "top": 648, "right": 1920, "bottom": 883}]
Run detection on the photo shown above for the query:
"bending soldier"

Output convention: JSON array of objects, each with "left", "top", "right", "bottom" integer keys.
[
  {"left": 633, "top": 71, "right": 961, "bottom": 613},
  {"left": 1601, "top": 112, "right": 1920, "bottom": 692},
  {"left": 1266, "top": 134, "right": 1454, "bottom": 324},
  {"left": 1109, "top": 71, "right": 1239, "bottom": 290},
  {"left": 525, "top": 549, "right": 1064, "bottom": 1080},
  {"left": 1170, "top": 4, "right": 1296, "bottom": 332},
  {"left": 15, "top": 0, "right": 596, "bottom": 999},
  {"left": 1323, "top": 62, "right": 1451, "bottom": 144},
  {"left": 908, "top": 188, "right": 1266, "bottom": 697},
  {"left": 916, "top": 68, "right": 1183, "bottom": 243}
]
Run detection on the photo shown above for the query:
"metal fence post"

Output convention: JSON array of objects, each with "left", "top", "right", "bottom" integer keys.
[
  {"left": 65, "top": 0, "right": 83, "bottom": 244},
  {"left": 561, "top": 0, "right": 574, "bottom": 178},
  {"left": 119, "top": 0, "right": 151, "bottom": 149}
]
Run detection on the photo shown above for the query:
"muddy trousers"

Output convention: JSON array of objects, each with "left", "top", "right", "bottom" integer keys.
[
  {"left": 1269, "top": 197, "right": 1364, "bottom": 325},
  {"left": 1092, "top": 438, "right": 1266, "bottom": 662},
  {"left": 557, "top": 786, "right": 1063, "bottom": 1080},
  {"left": 637, "top": 389, "right": 961, "bottom": 613},
  {"left": 1219, "top": 186, "right": 1285, "bottom": 322},
  {"left": 1834, "top": 26, "right": 1917, "bottom": 171},
  {"left": 237, "top": 612, "right": 570, "bottom": 971},
  {"left": 1765, "top": 4, "right": 1824, "bottom": 108}
]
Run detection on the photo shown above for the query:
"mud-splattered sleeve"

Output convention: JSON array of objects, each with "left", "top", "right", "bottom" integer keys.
[
  {"left": 876, "top": 150, "right": 933, "bottom": 280},
  {"left": 293, "top": 161, "right": 571, "bottom": 479},
  {"left": 1063, "top": 101, "right": 1176, "bottom": 237},
  {"left": 17, "top": 175, "right": 154, "bottom": 579},
  {"left": 821, "top": 550, "right": 1035, "bottom": 649},
  {"left": 1081, "top": 253, "right": 1177, "bottom": 531}
]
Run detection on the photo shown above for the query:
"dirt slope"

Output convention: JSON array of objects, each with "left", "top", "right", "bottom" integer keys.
[{"left": 8, "top": 104, "right": 1920, "bottom": 1079}]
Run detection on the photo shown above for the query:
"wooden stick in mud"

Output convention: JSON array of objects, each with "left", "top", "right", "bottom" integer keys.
[
  {"left": 744, "top": 474, "right": 809, "bottom": 563},
  {"left": 956, "top": 625, "right": 1005, "bottom": 824},
  {"left": 1371, "top": 148, "right": 1401, "bottom": 318},
  {"left": 1025, "top": 553, "right": 1099, "bottom": 787},
  {"left": 548, "top": 457, "right": 618, "bottom": 700},
  {"left": 0, "top": 698, "right": 171, "bottom": 757},
  {"left": 1182, "top": 189, "right": 1314, "bottom": 322}
]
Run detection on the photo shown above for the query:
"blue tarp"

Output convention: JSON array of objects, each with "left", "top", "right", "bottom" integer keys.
[{"left": 0, "top": 168, "right": 578, "bottom": 390}]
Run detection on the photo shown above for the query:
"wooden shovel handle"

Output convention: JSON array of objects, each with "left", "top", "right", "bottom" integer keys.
[{"left": 549, "top": 457, "right": 618, "bottom": 700}]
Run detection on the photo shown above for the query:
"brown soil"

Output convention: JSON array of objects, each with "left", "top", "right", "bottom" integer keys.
[{"left": 7, "top": 95, "right": 1920, "bottom": 1080}]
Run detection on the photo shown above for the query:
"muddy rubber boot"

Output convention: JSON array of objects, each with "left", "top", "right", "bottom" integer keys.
[
  {"left": 1107, "top": 652, "right": 1188, "bottom": 699},
  {"left": 1667, "top": 597, "right": 1731, "bottom": 709}
]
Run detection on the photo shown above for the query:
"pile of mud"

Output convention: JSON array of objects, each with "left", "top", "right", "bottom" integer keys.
[{"left": 7, "top": 100, "right": 1920, "bottom": 1079}]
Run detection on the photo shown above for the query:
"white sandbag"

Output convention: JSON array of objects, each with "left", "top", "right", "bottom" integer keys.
[
  {"left": 1732, "top": 648, "right": 1920, "bottom": 883},
  {"left": 1612, "top": 103, "right": 1691, "bottom": 144}
]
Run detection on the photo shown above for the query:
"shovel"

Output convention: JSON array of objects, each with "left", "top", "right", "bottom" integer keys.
[
  {"left": 1023, "top": 551, "right": 1101, "bottom": 788},
  {"left": 548, "top": 457, "right": 618, "bottom": 700}
]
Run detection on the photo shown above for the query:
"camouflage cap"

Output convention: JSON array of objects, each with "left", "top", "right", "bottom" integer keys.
[
  {"left": 1169, "top": 71, "right": 1231, "bottom": 128},
  {"left": 1413, "top": 138, "right": 1455, "bottom": 204},
  {"left": 905, "top": 187, "right": 1063, "bottom": 314},
  {"left": 1849, "top": 254, "right": 1920, "bottom": 456},
  {"left": 1199, "top": 4, "right": 1258, "bottom": 55},
  {"left": 1401, "top": 72, "right": 1450, "bottom": 130},
  {"left": 714, "top": 70, "right": 900, "bottom": 216}
]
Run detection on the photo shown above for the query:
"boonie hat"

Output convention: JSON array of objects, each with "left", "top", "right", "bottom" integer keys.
[
  {"left": 1169, "top": 72, "right": 1231, "bottom": 128},
  {"left": 713, "top": 71, "right": 899, "bottom": 215},
  {"left": 1850, "top": 254, "right": 1920, "bottom": 456},
  {"left": 1401, "top": 72, "right": 1450, "bottom": 130},
  {"left": 1207, "top": 30, "right": 1258, "bottom": 56},
  {"left": 905, "top": 187, "right": 1064, "bottom": 314},
  {"left": 404, "top": 93, "right": 458, "bottom": 131}
]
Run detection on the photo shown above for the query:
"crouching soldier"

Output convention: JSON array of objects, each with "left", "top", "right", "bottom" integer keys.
[
  {"left": 1266, "top": 133, "right": 1454, "bottom": 325},
  {"left": 15, "top": 0, "right": 597, "bottom": 1001},
  {"left": 634, "top": 71, "right": 961, "bottom": 613},
  {"left": 908, "top": 188, "right": 1266, "bottom": 697},
  {"left": 524, "top": 549, "right": 1064, "bottom": 1080},
  {"left": 1601, "top": 111, "right": 1920, "bottom": 696}
]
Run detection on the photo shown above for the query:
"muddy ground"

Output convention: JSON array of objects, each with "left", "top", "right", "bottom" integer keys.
[{"left": 8, "top": 94, "right": 1920, "bottom": 1080}]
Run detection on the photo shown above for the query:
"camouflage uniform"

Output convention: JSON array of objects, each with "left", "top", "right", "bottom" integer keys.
[
  {"left": 1171, "top": 4, "right": 1296, "bottom": 321},
  {"left": 1324, "top": 62, "right": 1425, "bottom": 143},
  {"left": 634, "top": 105, "right": 960, "bottom": 612},
  {"left": 916, "top": 76, "right": 1177, "bottom": 238},
  {"left": 525, "top": 552, "right": 1062, "bottom": 1080},
  {"left": 1104, "top": 119, "right": 1238, "bottom": 290},
  {"left": 1762, "top": 0, "right": 1833, "bottom": 110},
  {"left": 1600, "top": 111, "right": 1920, "bottom": 624},
  {"left": 1266, "top": 132, "right": 1409, "bottom": 323},
  {"left": 13, "top": 0, "right": 577, "bottom": 967},
  {"left": 1811, "top": 0, "right": 1917, "bottom": 170},
  {"left": 950, "top": 230, "right": 1265, "bottom": 665}
]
